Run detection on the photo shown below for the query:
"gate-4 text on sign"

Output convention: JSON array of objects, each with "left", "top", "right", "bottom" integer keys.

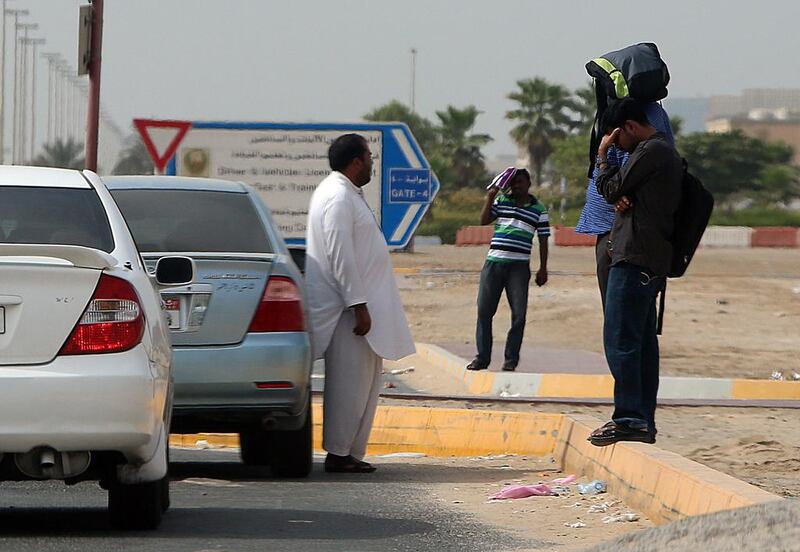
[{"left": 134, "top": 120, "right": 439, "bottom": 249}]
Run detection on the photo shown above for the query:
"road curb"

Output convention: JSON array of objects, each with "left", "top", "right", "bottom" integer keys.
[
  {"left": 553, "top": 414, "right": 782, "bottom": 524},
  {"left": 415, "top": 343, "right": 800, "bottom": 401},
  {"left": 170, "top": 403, "right": 781, "bottom": 525}
]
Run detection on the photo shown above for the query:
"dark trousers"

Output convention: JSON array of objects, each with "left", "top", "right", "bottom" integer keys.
[
  {"left": 475, "top": 260, "right": 530, "bottom": 365},
  {"left": 595, "top": 232, "right": 611, "bottom": 310},
  {"left": 603, "top": 262, "right": 664, "bottom": 433}
]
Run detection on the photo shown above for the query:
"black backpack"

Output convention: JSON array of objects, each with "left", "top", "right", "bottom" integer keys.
[
  {"left": 657, "top": 161, "right": 714, "bottom": 334},
  {"left": 586, "top": 43, "right": 670, "bottom": 104},
  {"left": 669, "top": 161, "right": 714, "bottom": 278},
  {"left": 586, "top": 43, "right": 670, "bottom": 176}
]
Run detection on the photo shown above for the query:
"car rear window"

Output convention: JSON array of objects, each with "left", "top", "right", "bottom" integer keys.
[
  {"left": 0, "top": 186, "right": 114, "bottom": 252},
  {"left": 111, "top": 189, "right": 272, "bottom": 253}
]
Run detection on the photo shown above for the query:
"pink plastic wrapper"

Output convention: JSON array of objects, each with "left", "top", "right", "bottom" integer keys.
[
  {"left": 551, "top": 474, "right": 577, "bottom": 485},
  {"left": 489, "top": 483, "right": 555, "bottom": 500}
]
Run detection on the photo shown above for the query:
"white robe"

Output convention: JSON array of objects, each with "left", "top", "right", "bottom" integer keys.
[{"left": 305, "top": 171, "right": 415, "bottom": 361}]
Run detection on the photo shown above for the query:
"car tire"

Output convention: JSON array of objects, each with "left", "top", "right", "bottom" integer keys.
[
  {"left": 161, "top": 445, "right": 171, "bottom": 513},
  {"left": 239, "top": 398, "right": 313, "bottom": 478},
  {"left": 108, "top": 476, "right": 165, "bottom": 530},
  {"left": 269, "top": 398, "right": 313, "bottom": 478}
]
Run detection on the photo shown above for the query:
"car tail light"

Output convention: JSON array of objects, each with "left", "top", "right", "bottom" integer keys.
[
  {"left": 248, "top": 276, "right": 305, "bottom": 332},
  {"left": 60, "top": 274, "right": 145, "bottom": 355}
]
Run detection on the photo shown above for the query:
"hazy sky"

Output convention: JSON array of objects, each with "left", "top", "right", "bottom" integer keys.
[{"left": 21, "top": 0, "right": 800, "bottom": 157}]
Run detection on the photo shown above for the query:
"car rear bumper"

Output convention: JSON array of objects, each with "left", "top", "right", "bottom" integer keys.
[
  {"left": 0, "top": 345, "right": 162, "bottom": 455},
  {"left": 171, "top": 331, "right": 312, "bottom": 420}
]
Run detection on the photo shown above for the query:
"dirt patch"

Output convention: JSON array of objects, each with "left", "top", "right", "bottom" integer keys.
[{"left": 393, "top": 454, "right": 652, "bottom": 552}]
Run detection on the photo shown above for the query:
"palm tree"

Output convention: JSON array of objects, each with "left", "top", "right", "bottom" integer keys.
[
  {"left": 574, "top": 82, "right": 597, "bottom": 133},
  {"left": 364, "top": 100, "right": 437, "bottom": 152},
  {"left": 113, "top": 134, "right": 154, "bottom": 174},
  {"left": 506, "top": 77, "right": 579, "bottom": 186},
  {"left": 30, "top": 138, "right": 85, "bottom": 169},
  {"left": 434, "top": 105, "right": 492, "bottom": 188}
]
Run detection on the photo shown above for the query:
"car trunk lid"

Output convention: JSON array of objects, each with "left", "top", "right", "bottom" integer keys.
[{"left": 144, "top": 253, "right": 274, "bottom": 346}]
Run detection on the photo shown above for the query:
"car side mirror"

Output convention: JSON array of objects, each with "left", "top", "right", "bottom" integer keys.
[{"left": 155, "top": 256, "right": 195, "bottom": 285}]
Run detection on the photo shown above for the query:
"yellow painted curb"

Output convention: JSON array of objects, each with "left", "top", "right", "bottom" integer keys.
[
  {"left": 416, "top": 342, "right": 800, "bottom": 401},
  {"left": 553, "top": 414, "right": 782, "bottom": 524},
  {"left": 732, "top": 379, "right": 800, "bottom": 400},
  {"left": 171, "top": 403, "right": 781, "bottom": 525},
  {"left": 538, "top": 374, "right": 614, "bottom": 398}
]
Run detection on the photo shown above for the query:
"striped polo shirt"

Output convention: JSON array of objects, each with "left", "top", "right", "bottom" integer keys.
[{"left": 486, "top": 194, "right": 550, "bottom": 263}]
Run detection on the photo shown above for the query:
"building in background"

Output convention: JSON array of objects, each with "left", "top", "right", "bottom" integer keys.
[{"left": 707, "top": 109, "right": 800, "bottom": 166}]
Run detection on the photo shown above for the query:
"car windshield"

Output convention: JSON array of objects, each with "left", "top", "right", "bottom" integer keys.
[
  {"left": 111, "top": 189, "right": 272, "bottom": 253},
  {"left": 0, "top": 186, "right": 114, "bottom": 252}
]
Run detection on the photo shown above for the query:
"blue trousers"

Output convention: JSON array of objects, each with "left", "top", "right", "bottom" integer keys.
[
  {"left": 475, "top": 260, "right": 530, "bottom": 365},
  {"left": 603, "top": 262, "right": 664, "bottom": 432}
]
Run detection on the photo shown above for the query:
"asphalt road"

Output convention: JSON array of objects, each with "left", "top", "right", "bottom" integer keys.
[{"left": 0, "top": 448, "right": 548, "bottom": 552}]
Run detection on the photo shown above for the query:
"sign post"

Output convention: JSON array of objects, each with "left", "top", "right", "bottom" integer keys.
[
  {"left": 131, "top": 120, "right": 438, "bottom": 248},
  {"left": 133, "top": 118, "right": 192, "bottom": 174}
]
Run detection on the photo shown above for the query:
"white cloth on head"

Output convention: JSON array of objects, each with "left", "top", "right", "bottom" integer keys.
[
  {"left": 322, "top": 310, "right": 383, "bottom": 459},
  {"left": 305, "top": 171, "right": 415, "bottom": 361}
]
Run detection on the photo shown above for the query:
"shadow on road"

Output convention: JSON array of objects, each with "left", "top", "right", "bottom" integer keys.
[
  {"left": 169, "top": 457, "right": 534, "bottom": 484},
  {"left": 0, "top": 507, "right": 435, "bottom": 541}
]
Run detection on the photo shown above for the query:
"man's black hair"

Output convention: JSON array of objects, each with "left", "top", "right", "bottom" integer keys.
[
  {"left": 600, "top": 98, "right": 650, "bottom": 134},
  {"left": 328, "top": 133, "right": 367, "bottom": 171}
]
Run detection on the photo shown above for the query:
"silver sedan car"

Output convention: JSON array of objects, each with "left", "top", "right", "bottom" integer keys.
[{"left": 105, "top": 176, "right": 313, "bottom": 478}]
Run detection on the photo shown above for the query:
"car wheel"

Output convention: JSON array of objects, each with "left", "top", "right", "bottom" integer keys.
[
  {"left": 108, "top": 476, "right": 165, "bottom": 530},
  {"left": 239, "top": 399, "right": 313, "bottom": 478},
  {"left": 269, "top": 399, "right": 313, "bottom": 478},
  {"left": 161, "top": 445, "right": 171, "bottom": 512}
]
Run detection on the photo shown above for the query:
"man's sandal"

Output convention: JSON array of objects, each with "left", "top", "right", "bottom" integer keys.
[{"left": 588, "top": 421, "right": 655, "bottom": 447}]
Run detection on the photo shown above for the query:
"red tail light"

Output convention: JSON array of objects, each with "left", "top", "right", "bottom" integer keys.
[
  {"left": 60, "top": 274, "right": 145, "bottom": 355},
  {"left": 248, "top": 276, "right": 305, "bottom": 332}
]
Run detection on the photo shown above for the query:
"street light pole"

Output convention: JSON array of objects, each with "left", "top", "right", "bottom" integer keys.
[
  {"left": 24, "top": 37, "right": 44, "bottom": 161},
  {"left": 6, "top": 9, "right": 27, "bottom": 163},
  {"left": 42, "top": 52, "right": 57, "bottom": 144},
  {"left": 410, "top": 47, "right": 417, "bottom": 113},
  {"left": 0, "top": 0, "right": 7, "bottom": 164},
  {"left": 85, "top": 0, "right": 103, "bottom": 171},
  {"left": 15, "top": 22, "right": 35, "bottom": 163}
]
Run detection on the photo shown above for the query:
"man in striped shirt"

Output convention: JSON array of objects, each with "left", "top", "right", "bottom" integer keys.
[{"left": 466, "top": 168, "right": 550, "bottom": 372}]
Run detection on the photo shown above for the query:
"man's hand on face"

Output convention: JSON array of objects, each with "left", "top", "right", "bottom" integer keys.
[
  {"left": 598, "top": 128, "right": 621, "bottom": 158},
  {"left": 535, "top": 268, "right": 548, "bottom": 287},
  {"left": 487, "top": 186, "right": 501, "bottom": 200},
  {"left": 353, "top": 303, "right": 372, "bottom": 336},
  {"left": 615, "top": 196, "right": 633, "bottom": 214}
]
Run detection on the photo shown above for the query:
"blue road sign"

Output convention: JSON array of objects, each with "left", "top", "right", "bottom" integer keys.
[{"left": 165, "top": 121, "right": 439, "bottom": 248}]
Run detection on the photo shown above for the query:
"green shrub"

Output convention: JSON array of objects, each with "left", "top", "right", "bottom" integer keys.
[{"left": 710, "top": 207, "right": 800, "bottom": 227}]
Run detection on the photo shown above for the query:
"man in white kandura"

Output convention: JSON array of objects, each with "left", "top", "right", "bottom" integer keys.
[{"left": 305, "top": 133, "right": 415, "bottom": 474}]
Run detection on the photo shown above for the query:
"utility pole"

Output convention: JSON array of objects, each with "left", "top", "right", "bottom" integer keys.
[
  {"left": 42, "top": 52, "right": 58, "bottom": 144},
  {"left": 15, "top": 22, "right": 35, "bottom": 163},
  {"left": 6, "top": 9, "right": 27, "bottom": 163},
  {"left": 84, "top": 0, "right": 103, "bottom": 171},
  {"left": 410, "top": 47, "right": 417, "bottom": 113},
  {"left": 24, "top": 37, "right": 43, "bottom": 161},
  {"left": 0, "top": 0, "right": 8, "bottom": 163}
]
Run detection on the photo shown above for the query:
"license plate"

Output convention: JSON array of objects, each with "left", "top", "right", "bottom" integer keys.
[
  {"left": 0, "top": 306, "right": 4, "bottom": 334},
  {"left": 162, "top": 295, "right": 181, "bottom": 329}
]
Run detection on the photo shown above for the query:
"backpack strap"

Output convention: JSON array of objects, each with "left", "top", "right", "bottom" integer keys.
[{"left": 656, "top": 280, "right": 666, "bottom": 336}]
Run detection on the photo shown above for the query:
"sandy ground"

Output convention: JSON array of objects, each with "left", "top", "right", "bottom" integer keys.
[
  {"left": 409, "top": 454, "right": 652, "bottom": 552},
  {"left": 391, "top": 245, "right": 800, "bottom": 379}
]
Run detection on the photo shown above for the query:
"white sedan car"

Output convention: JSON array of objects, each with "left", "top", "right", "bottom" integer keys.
[{"left": 0, "top": 166, "right": 178, "bottom": 530}]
